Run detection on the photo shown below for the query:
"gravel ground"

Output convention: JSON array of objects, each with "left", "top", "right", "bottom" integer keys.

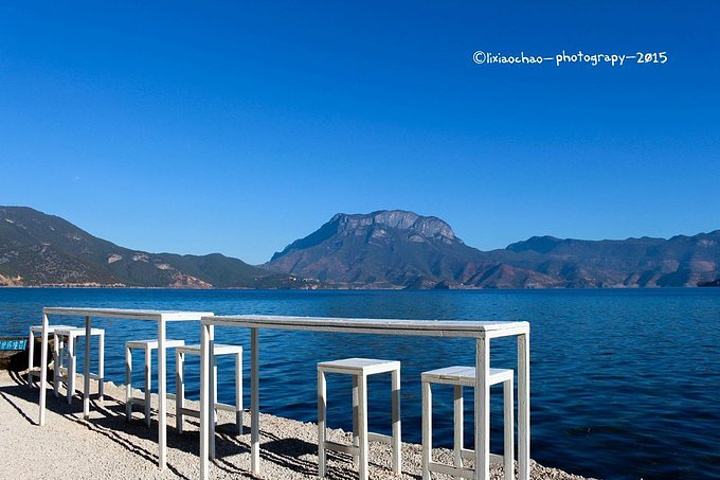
[{"left": 0, "top": 370, "right": 595, "bottom": 480}]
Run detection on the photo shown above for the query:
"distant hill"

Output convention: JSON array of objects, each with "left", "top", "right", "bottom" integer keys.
[
  {"left": 266, "top": 210, "right": 720, "bottom": 288},
  {"left": 0, "top": 206, "right": 310, "bottom": 288},
  {"left": 505, "top": 232, "right": 720, "bottom": 287}
]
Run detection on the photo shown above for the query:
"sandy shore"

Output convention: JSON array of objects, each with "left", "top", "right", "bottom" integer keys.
[{"left": 0, "top": 370, "right": 595, "bottom": 480}]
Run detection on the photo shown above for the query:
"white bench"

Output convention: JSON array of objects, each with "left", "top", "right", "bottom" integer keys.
[
  {"left": 175, "top": 342, "right": 244, "bottom": 451},
  {"left": 317, "top": 358, "right": 401, "bottom": 480},
  {"left": 27, "top": 325, "right": 73, "bottom": 388},
  {"left": 175, "top": 343, "right": 244, "bottom": 458},
  {"left": 422, "top": 366, "right": 514, "bottom": 480},
  {"left": 54, "top": 327, "right": 106, "bottom": 405},
  {"left": 125, "top": 339, "right": 185, "bottom": 426}
]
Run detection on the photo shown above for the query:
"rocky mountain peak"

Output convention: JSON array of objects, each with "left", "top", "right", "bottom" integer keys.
[
  {"left": 270, "top": 210, "right": 462, "bottom": 262},
  {"left": 331, "top": 210, "right": 459, "bottom": 242}
]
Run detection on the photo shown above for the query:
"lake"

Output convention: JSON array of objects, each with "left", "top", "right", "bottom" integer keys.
[{"left": 0, "top": 288, "right": 718, "bottom": 479}]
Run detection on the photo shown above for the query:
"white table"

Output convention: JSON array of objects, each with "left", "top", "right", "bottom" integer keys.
[
  {"left": 198, "top": 315, "right": 530, "bottom": 480},
  {"left": 39, "top": 307, "right": 213, "bottom": 470}
]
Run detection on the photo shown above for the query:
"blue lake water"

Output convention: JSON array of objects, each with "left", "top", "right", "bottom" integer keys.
[{"left": 0, "top": 288, "right": 718, "bottom": 479}]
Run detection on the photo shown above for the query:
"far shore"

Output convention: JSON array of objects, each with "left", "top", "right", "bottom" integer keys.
[{"left": 0, "top": 284, "right": 715, "bottom": 290}]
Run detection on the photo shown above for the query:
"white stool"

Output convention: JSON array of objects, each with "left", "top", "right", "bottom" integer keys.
[
  {"left": 27, "top": 324, "right": 73, "bottom": 388},
  {"left": 421, "top": 366, "right": 514, "bottom": 480},
  {"left": 125, "top": 339, "right": 185, "bottom": 426},
  {"left": 176, "top": 343, "right": 244, "bottom": 459},
  {"left": 318, "top": 358, "right": 401, "bottom": 480},
  {"left": 53, "top": 327, "right": 106, "bottom": 405}
]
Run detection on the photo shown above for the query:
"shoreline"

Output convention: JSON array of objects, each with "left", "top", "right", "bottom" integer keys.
[
  {"left": 0, "top": 370, "right": 596, "bottom": 480},
  {"left": 0, "top": 284, "right": 713, "bottom": 290}
]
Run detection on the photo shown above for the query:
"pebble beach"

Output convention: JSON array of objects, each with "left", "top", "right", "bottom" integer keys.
[{"left": 0, "top": 370, "right": 595, "bottom": 480}]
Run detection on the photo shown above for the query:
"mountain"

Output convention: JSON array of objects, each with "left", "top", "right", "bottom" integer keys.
[
  {"left": 266, "top": 210, "right": 560, "bottom": 288},
  {"left": 268, "top": 210, "right": 484, "bottom": 288},
  {"left": 267, "top": 210, "right": 720, "bottom": 288},
  {"left": 0, "top": 206, "right": 309, "bottom": 288}
]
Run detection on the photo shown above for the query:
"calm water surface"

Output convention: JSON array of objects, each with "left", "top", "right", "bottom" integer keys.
[{"left": 0, "top": 288, "right": 718, "bottom": 480}]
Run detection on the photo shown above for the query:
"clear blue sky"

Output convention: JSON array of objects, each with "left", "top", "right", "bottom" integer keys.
[{"left": 1, "top": 1, "right": 718, "bottom": 264}]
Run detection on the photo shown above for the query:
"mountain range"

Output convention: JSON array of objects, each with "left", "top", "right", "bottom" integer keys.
[
  {"left": 0, "top": 206, "right": 309, "bottom": 288},
  {"left": 1, "top": 206, "right": 718, "bottom": 288},
  {"left": 266, "top": 210, "right": 720, "bottom": 288}
]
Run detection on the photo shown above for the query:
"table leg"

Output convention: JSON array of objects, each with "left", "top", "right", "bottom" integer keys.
[
  {"left": 125, "top": 345, "right": 133, "bottom": 421},
  {"left": 391, "top": 368, "right": 401, "bottom": 474},
  {"left": 176, "top": 351, "right": 184, "bottom": 433},
  {"left": 475, "top": 336, "right": 490, "bottom": 480},
  {"left": 98, "top": 330, "right": 105, "bottom": 402},
  {"left": 209, "top": 325, "right": 216, "bottom": 459},
  {"left": 235, "top": 351, "right": 243, "bottom": 434},
  {"left": 251, "top": 327, "right": 260, "bottom": 475},
  {"left": 518, "top": 333, "right": 530, "bottom": 480},
  {"left": 454, "top": 385, "right": 463, "bottom": 467},
  {"left": 145, "top": 346, "right": 152, "bottom": 427},
  {"left": 421, "top": 379, "right": 431, "bottom": 480},
  {"left": 83, "top": 316, "right": 91, "bottom": 419},
  {"left": 38, "top": 313, "right": 49, "bottom": 426},
  {"left": 28, "top": 327, "right": 35, "bottom": 384},
  {"left": 503, "top": 377, "right": 515, "bottom": 480},
  {"left": 158, "top": 317, "right": 167, "bottom": 470},
  {"left": 352, "top": 375, "right": 359, "bottom": 466},
  {"left": 68, "top": 335, "right": 77, "bottom": 405},
  {"left": 358, "top": 373, "right": 369, "bottom": 480},
  {"left": 53, "top": 333, "right": 60, "bottom": 397},
  {"left": 317, "top": 368, "right": 326, "bottom": 478},
  {"left": 200, "top": 323, "right": 211, "bottom": 480}
]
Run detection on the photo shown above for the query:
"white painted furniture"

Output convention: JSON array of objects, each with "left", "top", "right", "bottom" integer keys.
[
  {"left": 176, "top": 344, "right": 244, "bottom": 441},
  {"left": 198, "top": 315, "right": 530, "bottom": 480},
  {"left": 54, "top": 327, "right": 106, "bottom": 405},
  {"left": 39, "top": 307, "right": 212, "bottom": 471},
  {"left": 317, "top": 358, "right": 401, "bottom": 480},
  {"left": 125, "top": 339, "right": 185, "bottom": 426},
  {"left": 422, "top": 366, "right": 514, "bottom": 480},
  {"left": 27, "top": 324, "right": 72, "bottom": 387}
]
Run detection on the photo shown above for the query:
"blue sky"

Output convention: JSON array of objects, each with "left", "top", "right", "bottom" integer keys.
[{"left": 1, "top": 1, "right": 718, "bottom": 264}]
